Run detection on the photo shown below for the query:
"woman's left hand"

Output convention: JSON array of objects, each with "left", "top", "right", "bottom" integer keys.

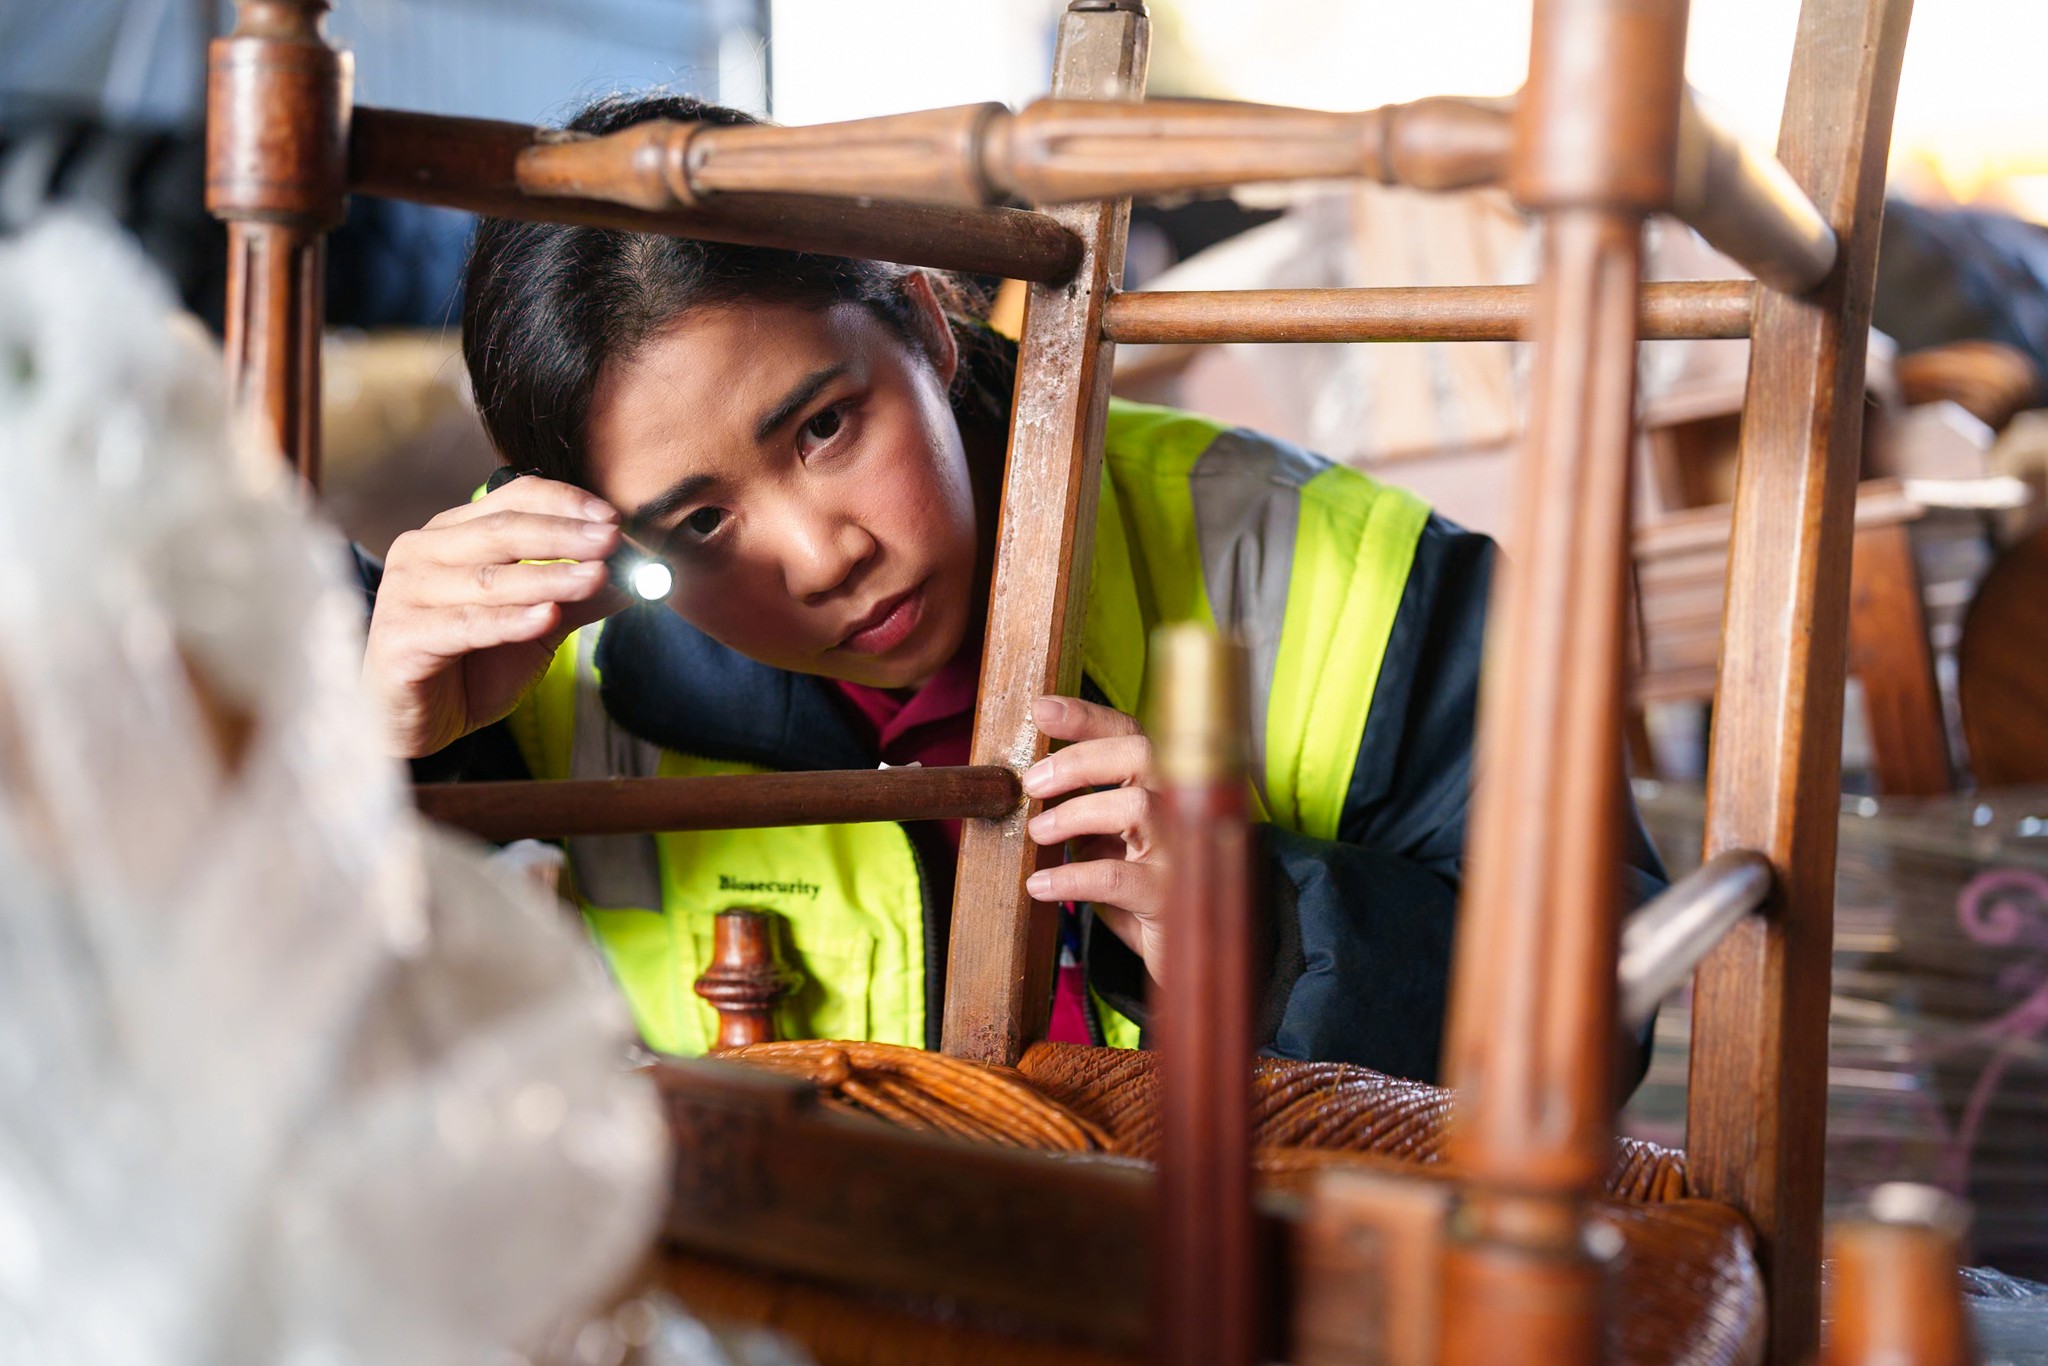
[{"left": 1021, "top": 694, "right": 1169, "bottom": 981}]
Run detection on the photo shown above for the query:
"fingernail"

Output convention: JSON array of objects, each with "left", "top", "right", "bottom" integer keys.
[
  {"left": 1032, "top": 696, "right": 1065, "bottom": 725},
  {"left": 1026, "top": 871, "right": 1053, "bottom": 898},
  {"left": 580, "top": 521, "right": 615, "bottom": 543},
  {"left": 1020, "top": 758, "right": 1053, "bottom": 796},
  {"left": 1026, "top": 812, "right": 1051, "bottom": 840},
  {"left": 525, "top": 603, "right": 553, "bottom": 621},
  {"left": 583, "top": 499, "right": 618, "bottom": 521}
]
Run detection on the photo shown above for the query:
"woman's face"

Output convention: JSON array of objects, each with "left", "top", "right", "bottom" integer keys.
[{"left": 582, "top": 282, "right": 979, "bottom": 690}]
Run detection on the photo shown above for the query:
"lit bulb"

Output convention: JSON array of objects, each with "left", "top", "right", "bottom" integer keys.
[{"left": 627, "top": 558, "right": 674, "bottom": 601}]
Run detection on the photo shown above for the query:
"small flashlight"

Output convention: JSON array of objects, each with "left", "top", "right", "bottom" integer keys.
[
  {"left": 485, "top": 466, "right": 674, "bottom": 603},
  {"left": 613, "top": 553, "right": 674, "bottom": 602}
]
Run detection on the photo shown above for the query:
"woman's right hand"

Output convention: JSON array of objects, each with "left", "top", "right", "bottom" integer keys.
[{"left": 364, "top": 475, "right": 628, "bottom": 758}]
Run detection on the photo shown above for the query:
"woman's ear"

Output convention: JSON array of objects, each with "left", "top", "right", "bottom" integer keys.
[{"left": 900, "top": 271, "right": 960, "bottom": 390}]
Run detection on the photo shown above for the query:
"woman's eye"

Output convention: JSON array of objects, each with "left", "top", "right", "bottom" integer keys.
[
  {"left": 800, "top": 405, "right": 844, "bottom": 448},
  {"left": 684, "top": 507, "right": 724, "bottom": 537}
]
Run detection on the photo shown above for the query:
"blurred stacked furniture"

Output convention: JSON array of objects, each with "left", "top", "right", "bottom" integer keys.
[{"left": 1116, "top": 185, "right": 2048, "bottom": 794}]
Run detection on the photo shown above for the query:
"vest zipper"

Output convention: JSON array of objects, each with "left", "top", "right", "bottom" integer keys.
[{"left": 900, "top": 820, "right": 947, "bottom": 1052}]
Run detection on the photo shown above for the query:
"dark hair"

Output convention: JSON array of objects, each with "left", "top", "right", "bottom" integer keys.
[{"left": 461, "top": 92, "right": 1016, "bottom": 485}]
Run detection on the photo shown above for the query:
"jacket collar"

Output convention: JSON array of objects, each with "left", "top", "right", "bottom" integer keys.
[{"left": 594, "top": 603, "right": 877, "bottom": 772}]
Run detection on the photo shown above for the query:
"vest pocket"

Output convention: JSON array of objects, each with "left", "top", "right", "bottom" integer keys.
[{"left": 581, "top": 906, "right": 697, "bottom": 1055}]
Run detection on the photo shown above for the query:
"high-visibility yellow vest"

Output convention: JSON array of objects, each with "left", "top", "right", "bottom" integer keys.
[{"left": 506, "top": 400, "right": 1430, "bottom": 1056}]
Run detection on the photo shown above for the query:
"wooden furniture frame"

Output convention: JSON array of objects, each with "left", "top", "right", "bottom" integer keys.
[{"left": 208, "top": 0, "right": 1912, "bottom": 1358}]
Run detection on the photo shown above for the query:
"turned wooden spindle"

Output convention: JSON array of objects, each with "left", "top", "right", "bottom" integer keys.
[
  {"left": 206, "top": 0, "right": 352, "bottom": 487},
  {"left": 693, "top": 909, "right": 803, "bottom": 1051}
]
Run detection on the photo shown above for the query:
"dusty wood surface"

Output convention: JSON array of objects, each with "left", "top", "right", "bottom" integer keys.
[
  {"left": 643, "top": 1251, "right": 1143, "bottom": 1366},
  {"left": 348, "top": 105, "right": 1084, "bottom": 283},
  {"left": 941, "top": 2, "right": 1148, "bottom": 1067},
  {"left": 651, "top": 1058, "right": 1169, "bottom": 1354},
  {"left": 1686, "top": 0, "right": 1915, "bottom": 1358},
  {"left": 1102, "top": 279, "right": 1755, "bottom": 344},
  {"left": 413, "top": 765, "right": 1019, "bottom": 842}
]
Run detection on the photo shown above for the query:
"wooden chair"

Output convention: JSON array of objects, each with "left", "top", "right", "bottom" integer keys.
[
  {"left": 1957, "top": 521, "right": 2048, "bottom": 787},
  {"left": 1632, "top": 480, "right": 1957, "bottom": 797},
  {"left": 207, "top": 0, "right": 1914, "bottom": 1359}
]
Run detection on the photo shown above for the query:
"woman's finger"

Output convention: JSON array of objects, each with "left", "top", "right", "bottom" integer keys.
[
  {"left": 1020, "top": 732, "right": 1151, "bottom": 798},
  {"left": 405, "top": 556, "right": 610, "bottom": 610},
  {"left": 1024, "top": 856, "right": 1164, "bottom": 914},
  {"left": 1027, "top": 785, "right": 1157, "bottom": 852},
  {"left": 1031, "top": 694, "right": 1143, "bottom": 743},
  {"left": 382, "top": 600, "right": 563, "bottom": 664},
  {"left": 413, "top": 510, "right": 622, "bottom": 568},
  {"left": 424, "top": 475, "right": 618, "bottom": 529}
]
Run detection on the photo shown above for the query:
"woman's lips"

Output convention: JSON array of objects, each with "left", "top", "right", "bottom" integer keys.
[{"left": 837, "top": 582, "right": 925, "bottom": 656}]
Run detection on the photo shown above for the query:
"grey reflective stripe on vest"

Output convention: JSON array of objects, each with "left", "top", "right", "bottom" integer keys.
[
  {"left": 1188, "top": 427, "right": 1324, "bottom": 784},
  {"left": 564, "top": 628, "right": 665, "bottom": 909}
]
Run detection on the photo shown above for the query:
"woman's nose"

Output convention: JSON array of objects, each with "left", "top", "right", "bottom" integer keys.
[{"left": 780, "top": 511, "right": 875, "bottom": 602}]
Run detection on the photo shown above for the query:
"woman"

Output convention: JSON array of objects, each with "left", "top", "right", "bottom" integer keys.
[{"left": 363, "top": 93, "right": 1667, "bottom": 1081}]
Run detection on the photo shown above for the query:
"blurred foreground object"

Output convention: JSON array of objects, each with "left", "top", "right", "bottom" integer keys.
[
  {"left": 1822, "top": 1185, "right": 1976, "bottom": 1366},
  {"left": 0, "top": 215, "right": 667, "bottom": 1365}
]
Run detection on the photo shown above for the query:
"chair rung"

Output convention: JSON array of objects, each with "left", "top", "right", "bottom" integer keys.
[
  {"left": 414, "top": 765, "right": 1020, "bottom": 842},
  {"left": 1618, "top": 850, "right": 1775, "bottom": 1031},
  {"left": 1674, "top": 92, "right": 1838, "bottom": 294},
  {"left": 346, "top": 106, "right": 1083, "bottom": 284},
  {"left": 512, "top": 95, "right": 1512, "bottom": 214},
  {"left": 1101, "top": 281, "right": 1756, "bottom": 345}
]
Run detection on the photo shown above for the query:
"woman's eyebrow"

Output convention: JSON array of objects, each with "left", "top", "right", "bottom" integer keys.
[
  {"left": 753, "top": 362, "right": 847, "bottom": 443},
  {"left": 629, "top": 362, "right": 849, "bottom": 526},
  {"left": 632, "top": 473, "right": 716, "bottom": 527}
]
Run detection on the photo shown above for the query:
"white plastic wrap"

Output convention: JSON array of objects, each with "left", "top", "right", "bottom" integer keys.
[{"left": 0, "top": 215, "right": 669, "bottom": 1365}]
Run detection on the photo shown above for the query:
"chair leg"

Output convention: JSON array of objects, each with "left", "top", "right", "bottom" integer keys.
[
  {"left": 1440, "top": 0, "right": 1688, "bottom": 1357},
  {"left": 207, "top": 0, "right": 350, "bottom": 486},
  {"left": 942, "top": 0, "right": 1149, "bottom": 1066},
  {"left": 1847, "top": 521, "right": 1952, "bottom": 797},
  {"left": 1686, "top": 0, "right": 1915, "bottom": 1359}
]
